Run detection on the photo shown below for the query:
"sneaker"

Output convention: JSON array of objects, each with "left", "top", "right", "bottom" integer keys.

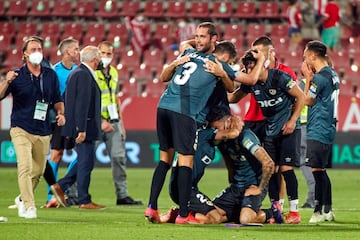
[
  {"left": 324, "top": 211, "right": 335, "bottom": 222},
  {"left": 175, "top": 212, "right": 200, "bottom": 224},
  {"left": 309, "top": 211, "right": 325, "bottom": 223},
  {"left": 117, "top": 196, "right": 143, "bottom": 205},
  {"left": 284, "top": 211, "right": 301, "bottom": 224},
  {"left": 45, "top": 197, "right": 59, "bottom": 208},
  {"left": 271, "top": 202, "right": 283, "bottom": 223},
  {"left": 15, "top": 196, "right": 26, "bottom": 218},
  {"left": 24, "top": 206, "right": 37, "bottom": 219},
  {"left": 144, "top": 207, "right": 160, "bottom": 223},
  {"left": 160, "top": 207, "right": 179, "bottom": 223}
]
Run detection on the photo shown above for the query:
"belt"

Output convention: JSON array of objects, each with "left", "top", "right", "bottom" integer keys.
[{"left": 108, "top": 119, "right": 119, "bottom": 123}]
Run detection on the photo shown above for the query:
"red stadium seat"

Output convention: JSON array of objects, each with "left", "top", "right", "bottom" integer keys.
[
  {"left": 48, "top": 49, "right": 62, "bottom": 64},
  {"left": 97, "top": 0, "right": 119, "bottom": 19},
  {"left": 222, "top": 23, "right": 244, "bottom": 42},
  {"left": 81, "top": 34, "right": 103, "bottom": 47},
  {"left": 0, "top": 22, "right": 16, "bottom": 38},
  {"left": 3, "top": 49, "right": 22, "bottom": 70},
  {"left": 62, "top": 22, "right": 84, "bottom": 40},
  {"left": 119, "top": 79, "right": 140, "bottom": 97},
  {"left": 132, "top": 65, "right": 154, "bottom": 82},
  {"left": 211, "top": 2, "right": 233, "bottom": 19},
  {"left": 6, "top": 0, "right": 28, "bottom": 17},
  {"left": 245, "top": 23, "right": 267, "bottom": 43},
  {"left": 153, "top": 22, "right": 174, "bottom": 40},
  {"left": 85, "top": 23, "right": 106, "bottom": 40},
  {"left": 142, "top": 79, "right": 166, "bottom": 97},
  {"left": 257, "top": 2, "right": 280, "bottom": 19},
  {"left": 0, "top": 35, "right": 13, "bottom": 53},
  {"left": 52, "top": 1, "right": 73, "bottom": 18},
  {"left": 143, "top": 1, "right": 164, "bottom": 19},
  {"left": 118, "top": 1, "right": 140, "bottom": 18},
  {"left": 41, "top": 35, "right": 59, "bottom": 56},
  {"left": 106, "top": 23, "right": 129, "bottom": 51},
  {"left": 187, "top": 2, "right": 210, "bottom": 19},
  {"left": 270, "top": 24, "right": 289, "bottom": 38},
  {"left": 15, "top": 22, "right": 39, "bottom": 47},
  {"left": 28, "top": 0, "right": 51, "bottom": 17},
  {"left": 41, "top": 22, "right": 61, "bottom": 40},
  {"left": 117, "top": 66, "right": 131, "bottom": 83},
  {"left": 0, "top": 1, "right": 5, "bottom": 16},
  {"left": 165, "top": 1, "right": 186, "bottom": 19},
  {"left": 73, "top": 1, "right": 96, "bottom": 18},
  {"left": 279, "top": 1, "right": 290, "bottom": 20},
  {"left": 331, "top": 51, "right": 351, "bottom": 70},
  {"left": 119, "top": 50, "right": 141, "bottom": 71},
  {"left": 142, "top": 49, "right": 165, "bottom": 71},
  {"left": 233, "top": 2, "right": 256, "bottom": 19}
]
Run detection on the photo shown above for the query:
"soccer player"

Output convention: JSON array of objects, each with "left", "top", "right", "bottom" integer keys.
[
  {"left": 229, "top": 50, "right": 305, "bottom": 224},
  {"left": 144, "top": 22, "right": 236, "bottom": 224},
  {"left": 301, "top": 40, "right": 339, "bottom": 223}
]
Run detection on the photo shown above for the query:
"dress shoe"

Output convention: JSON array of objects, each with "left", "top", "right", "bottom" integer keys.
[
  {"left": 50, "top": 183, "right": 67, "bottom": 207},
  {"left": 116, "top": 196, "right": 143, "bottom": 205},
  {"left": 79, "top": 202, "right": 106, "bottom": 210}
]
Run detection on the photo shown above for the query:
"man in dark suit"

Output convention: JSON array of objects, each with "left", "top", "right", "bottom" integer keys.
[{"left": 51, "top": 46, "right": 105, "bottom": 209}]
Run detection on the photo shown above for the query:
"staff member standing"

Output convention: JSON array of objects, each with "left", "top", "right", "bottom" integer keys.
[{"left": 0, "top": 37, "right": 64, "bottom": 219}]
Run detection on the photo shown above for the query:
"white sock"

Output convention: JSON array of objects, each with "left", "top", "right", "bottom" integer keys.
[{"left": 289, "top": 199, "right": 299, "bottom": 212}]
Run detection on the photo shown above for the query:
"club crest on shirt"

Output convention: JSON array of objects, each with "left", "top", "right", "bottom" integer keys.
[{"left": 269, "top": 89, "right": 277, "bottom": 95}]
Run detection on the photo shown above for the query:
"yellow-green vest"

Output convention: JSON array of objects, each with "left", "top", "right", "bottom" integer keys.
[
  {"left": 95, "top": 66, "right": 119, "bottom": 120},
  {"left": 300, "top": 78, "right": 308, "bottom": 124}
]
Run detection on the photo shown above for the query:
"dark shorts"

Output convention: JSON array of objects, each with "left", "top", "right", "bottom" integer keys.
[
  {"left": 244, "top": 120, "right": 266, "bottom": 143},
  {"left": 306, "top": 140, "right": 332, "bottom": 168},
  {"left": 263, "top": 129, "right": 300, "bottom": 167},
  {"left": 50, "top": 124, "right": 75, "bottom": 150},
  {"left": 213, "top": 185, "right": 262, "bottom": 223},
  {"left": 157, "top": 108, "right": 197, "bottom": 155}
]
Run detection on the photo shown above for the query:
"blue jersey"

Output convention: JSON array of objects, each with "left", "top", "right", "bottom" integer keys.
[
  {"left": 218, "top": 128, "right": 262, "bottom": 189},
  {"left": 158, "top": 48, "right": 235, "bottom": 120},
  {"left": 307, "top": 66, "right": 339, "bottom": 144},
  {"left": 241, "top": 69, "right": 297, "bottom": 136},
  {"left": 54, "top": 61, "right": 77, "bottom": 96}
]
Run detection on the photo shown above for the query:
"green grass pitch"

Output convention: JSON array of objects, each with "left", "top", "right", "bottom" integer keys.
[{"left": 0, "top": 168, "right": 359, "bottom": 239}]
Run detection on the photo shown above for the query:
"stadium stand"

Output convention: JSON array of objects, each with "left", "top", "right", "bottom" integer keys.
[
  {"left": 118, "top": 1, "right": 141, "bottom": 18},
  {"left": 7, "top": 0, "right": 28, "bottom": 18},
  {"left": 143, "top": 1, "right": 164, "bottom": 19},
  {"left": 211, "top": 2, "right": 233, "bottom": 19},
  {"left": 52, "top": 1, "right": 73, "bottom": 18},
  {"left": 28, "top": 0, "right": 52, "bottom": 17},
  {"left": 257, "top": 2, "right": 280, "bottom": 20},
  {"left": 187, "top": 2, "right": 210, "bottom": 19},
  {"left": 165, "top": 1, "right": 187, "bottom": 19},
  {"left": 233, "top": 2, "right": 257, "bottom": 20},
  {"left": 97, "top": 0, "right": 120, "bottom": 19},
  {"left": 73, "top": 1, "right": 96, "bottom": 19}
]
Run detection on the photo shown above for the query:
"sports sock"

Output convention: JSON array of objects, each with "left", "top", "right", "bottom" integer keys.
[
  {"left": 282, "top": 169, "right": 298, "bottom": 201},
  {"left": 262, "top": 208, "right": 273, "bottom": 221},
  {"left": 323, "top": 170, "right": 332, "bottom": 213},
  {"left": 313, "top": 170, "right": 324, "bottom": 213},
  {"left": 46, "top": 161, "right": 59, "bottom": 202},
  {"left": 268, "top": 173, "right": 280, "bottom": 202},
  {"left": 177, "top": 166, "right": 192, "bottom": 217},
  {"left": 148, "top": 160, "right": 170, "bottom": 210}
]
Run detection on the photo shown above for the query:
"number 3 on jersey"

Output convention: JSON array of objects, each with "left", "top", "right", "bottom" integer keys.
[{"left": 174, "top": 62, "right": 197, "bottom": 85}]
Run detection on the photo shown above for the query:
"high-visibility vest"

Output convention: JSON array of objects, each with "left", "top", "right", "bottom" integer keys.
[{"left": 95, "top": 66, "right": 119, "bottom": 120}]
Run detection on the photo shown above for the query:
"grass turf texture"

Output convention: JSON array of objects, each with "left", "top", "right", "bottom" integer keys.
[{"left": 0, "top": 168, "right": 359, "bottom": 239}]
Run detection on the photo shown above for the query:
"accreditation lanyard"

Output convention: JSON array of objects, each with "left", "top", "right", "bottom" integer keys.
[{"left": 31, "top": 73, "right": 48, "bottom": 121}]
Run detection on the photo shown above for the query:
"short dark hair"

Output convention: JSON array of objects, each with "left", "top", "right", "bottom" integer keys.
[
  {"left": 252, "top": 35, "right": 273, "bottom": 47},
  {"left": 214, "top": 41, "right": 237, "bottom": 62},
  {"left": 241, "top": 49, "right": 258, "bottom": 68},
  {"left": 206, "top": 106, "right": 231, "bottom": 123},
  {"left": 306, "top": 40, "right": 327, "bottom": 58}
]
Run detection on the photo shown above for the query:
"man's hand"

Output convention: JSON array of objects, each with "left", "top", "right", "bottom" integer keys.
[
  {"left": 244, "top": 185, "right": 261, "bottom": 196},
  {"left": 76, "top": 132, "right": 86, "bottom": 144},
  {"left": 101, "top": 120, "right": 114, "bottom": 133},
  {"left": 204, "top": 58, "right": 225, "bottom": 78}
]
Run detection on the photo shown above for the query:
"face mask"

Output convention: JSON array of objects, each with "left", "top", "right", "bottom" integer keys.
[
  {"left": 28, "top": 52, "right": 43, "bottom": 65},
  {"left": 96, "top": 60, "right": 104, "bottom": 70},
  {"left": 101, "top": 57, "right": 112, "bottom": 68}
]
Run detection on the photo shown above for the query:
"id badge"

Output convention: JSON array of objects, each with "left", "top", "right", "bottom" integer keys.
[
  {"left": 107, "top": 103, "right": 119, "bottom": 120},
  {"left": 33, "top": 101, "right": 48, "bottom": 121}
]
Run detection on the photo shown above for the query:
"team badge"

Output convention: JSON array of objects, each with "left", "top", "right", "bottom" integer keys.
[{"left": 269, "top": 89, "right": 277, "bottom": 95}]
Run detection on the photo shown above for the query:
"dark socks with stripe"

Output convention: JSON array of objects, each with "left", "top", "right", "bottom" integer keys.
[{"left": 148, "top": 160, "right": 170, "bottom": 210}]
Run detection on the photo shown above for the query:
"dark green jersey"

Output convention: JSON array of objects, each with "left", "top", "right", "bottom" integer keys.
[{"left": 307, "top": 66, "right": 339, "bottom": 144}]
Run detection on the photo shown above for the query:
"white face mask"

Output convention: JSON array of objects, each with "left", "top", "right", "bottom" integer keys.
[
  {"left": 101, "top": 57, "right": 112, "bottom": 68},
  {"left": 28, "top": 52, "right": 43, "bottom": 65}
]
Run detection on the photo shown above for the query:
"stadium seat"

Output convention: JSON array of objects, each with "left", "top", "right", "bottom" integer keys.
[
  {"left": 48, "top": 48, "right": 62, "bottom": 64},
  {"left": 85, "top": 23, "right": 106, "bottom": 40},
  {"left": 97, "top": 0, "right": 119, "bottom": 19},
  {"left": 28, "top": 0, "right": 51, "bottom": 17},
  {"left": 41, "top": 35, "right": 59, "bottom": 56},
  {"left": 331, "top": 51, "right": 351, "bottom": 70},
  {"left": 107, "top": 23, "right": 129, "bottom": 51},
  {"left": 339, "top": 79, "right": 356, "bottom": 96},
  {"left": 52, "top": 1, "right": 73, "bottom": 18},
  {"left": 118, "top": 50, "right": 141, "bottom": 71},
  {"left": 0, "top": 22, "right": 16, "bottom": 38},
  {"left": 132, "top": 65, "right": 154, "bottom": 82},
  {"left": 282, "top": 52, "right": 302, "bottom": 75},
  {"left": 211, "top": 2, "right": 233, "bottom": 19},
  {"left": 257, "top": 2, "right": 280, "bottom": 20},
  {"left": 142, "top": 79, "right": 166, "bottom": 97},
  {"left": 142, "top": 49, "right": 165, "bottom": 71},
  {"left": 3, "top": 49, "right": 22, "bottom": 70},
  {"left": 347, "top": 37, "right": 360, "bottom": 53},
  {"left": 0, "top": 1, "right": 5, "bottom": 16},
  {"left": 119, "top": 79, "right": 140, "bottom": 97},
  {"left": 15, "top": 22, "right": 39, "bottom": 47},
  {"left": 81, "top": 34, "right": 103, "bottom": 47},
  {"left": 270, "top": 24, "right": 289, "bottom": 38},
  {"left": 6, "top": 0, "right": 28, "bottom": 17},
  {"left": 233, "top": 2, "right": 256, "bottom": 19},
  {"left": 143, "top": 1, "right": 164, "bottom": 19},
  {"left": 41, "top": 22, "right": 61, "bottom": 40},
  {"left": 222, "top": 23, "right": 244, "bottom": 42},
  {"left": 187, "top": 2, "right": 210, "bottom": 19},
  {"left": 0, "top": 35, "right": 13, "bottom": 52},
  {"left": 245, "top": 23, "right": 267, "bottom": 43},
  {"left": 117, "top": 66, "right": 130, "bottom": 83},
  {"left": 118, "top": 1, "right": 140, "bottom": 17},
  {"left": 279, "top": 1, "right": 290, "bottom": 20},
  {"left": 62, "top": 22, "right": 84, "bottom": 40},
  {"left": 165, "top": 1, "right": 186, "bottom": 19},
  {"left": 153, "top": 22, "right": 174, "bottom": 41},
  {"left": 343, "top": 66, "right": 360, "bottom": 82},
  {"left": 73, "top": 1, "right": 96, "bottom": 18}
]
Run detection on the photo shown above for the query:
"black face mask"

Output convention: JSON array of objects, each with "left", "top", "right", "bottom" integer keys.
[{"left": 96, "top": 60, "right": 104, "bottom": 70}]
